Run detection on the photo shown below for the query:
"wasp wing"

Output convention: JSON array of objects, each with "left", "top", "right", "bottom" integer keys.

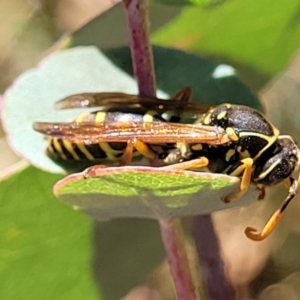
[
  {"left": 54, "top": 89, "right": 210, "bottom": 118},
  {"left": 55, "top": 87, "right": 193, "bottom": 109},
  {"left": 54, "top": 93, "right": 141, "bottom": 109},
  {"left": 33, "top": 121, "right": 230, "bottom": 145}
]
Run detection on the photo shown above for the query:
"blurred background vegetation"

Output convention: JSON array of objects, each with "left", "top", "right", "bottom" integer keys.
[{"left": 1, "top": 1, "right": 300, "bottom": 299}]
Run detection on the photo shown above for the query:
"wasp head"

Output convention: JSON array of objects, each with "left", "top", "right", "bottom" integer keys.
[{"left": 253, "top": 136, "right": 300, "bottom": 186}]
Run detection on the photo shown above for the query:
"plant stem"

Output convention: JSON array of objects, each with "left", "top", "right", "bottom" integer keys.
[
  {"left": 123, "top": 0, "right": 156, "bottom": 97},
  {"left": 123, "top": 2, "right": 200, "bottom": 298},
  {"left": 192, "top": 215, "right": 235, "bottom": 300},
  {"left": 159, "top": 218, "right": 200, "bottom": 300}
]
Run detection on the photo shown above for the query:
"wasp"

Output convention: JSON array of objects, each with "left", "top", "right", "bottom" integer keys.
[
  {"left": 33, "top": 87, "right": 300, "bottom": 241},
  {"left": 35, "top": 88, "right": 229, "bottom": 170}
]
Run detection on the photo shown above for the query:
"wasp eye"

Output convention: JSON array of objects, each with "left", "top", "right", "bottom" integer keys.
[
  {"left": 281, "top": 158, "right": 294, "bottom": 176},
  {"left": 254, "top": 154, "right": 293, "bottom": 186}
]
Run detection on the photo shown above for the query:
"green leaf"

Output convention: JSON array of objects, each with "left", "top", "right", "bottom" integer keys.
[
  {"left": 55, "top": 166, "right": 259, "bottom": 220},
  {"left": 2, "top": 46, "right": 156, "bottom": 173},
  {"left": 152, "top": 0, "right": 300, "bottom": 76},
  {"left": 0, "top": 166, "right": 98, "bottom": 300}
]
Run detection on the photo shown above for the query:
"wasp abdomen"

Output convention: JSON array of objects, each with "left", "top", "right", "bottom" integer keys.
[{"left": 47, "top": 108, "right": 166, "bottom": 167}]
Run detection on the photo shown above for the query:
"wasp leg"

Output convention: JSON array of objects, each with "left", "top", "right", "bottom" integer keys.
[
  {"left": 224, "top": 158, "right": 254, "bottom": 203},
  {"left": 258, "top": 186, "right": 266, "bottom": 200},
  {"left": 161, "top": 157, "right": 209, "bottom": 170},
  {"left": 83, "top": 164, "right": 108, "bottom": 178},
  {"left": 119, "top": 141, "right": 134, "bottom": 165},
  {"left": 245, "top": 176, "right": 298, "bottom": 241},
  {"left": 119, "top": 139, "right": 157, "bottom": 165},
  {"left": 83, "top": 140, "right": 158, "bottom": 176}
]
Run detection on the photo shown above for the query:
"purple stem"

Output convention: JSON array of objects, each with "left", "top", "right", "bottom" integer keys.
[
  {"left": 192, "top": 215, "right": 235, "bottom": 300},
  {"left": 123, "top": 0, "right": 156, "bottom": 97},
  {"left": 159, "top": 218, "right": 200, "bottom": 300},
  {"left": 122, "top": 2, "right": 200, "bottom": 298}
]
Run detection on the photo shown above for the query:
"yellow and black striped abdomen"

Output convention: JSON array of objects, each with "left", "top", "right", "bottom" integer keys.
[{"left": 46, "top": 107, "right": 166, "bottom": 171}]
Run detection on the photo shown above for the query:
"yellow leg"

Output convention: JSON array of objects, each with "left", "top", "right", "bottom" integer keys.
[
  {"left": 224, "top": 158, "right": 253, "bottom": 203},
  {"left": 82, "top": 151, "right": 208, "bottom": 179},
  {"left": 83, "top": 164, "right": 108, "bottom": 178},
  {"left": 161, "top": 157, "right": 209, "bottom": 170},
  {"left": 119, "top": 141, "right": 134, "bottom": 165},
  {"left": 119, "top": 139, "right": 157, "bottom": 165},
  {"left": 133, "top": 139, "right": 157, "bottom": 159},
  {"left": 245, "top": 176, "right": 298, "bottom": 241},
  {"left": 83, "top": 139, "right": 157, "bottom": 176}
]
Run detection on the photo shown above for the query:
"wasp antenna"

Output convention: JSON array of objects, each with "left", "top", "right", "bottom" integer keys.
[
  {"left": 244, "top": 209, "right": 282, "bottom": 241},
  {"left": 245, "top": 178, "right": 297, "bottom": 241}
]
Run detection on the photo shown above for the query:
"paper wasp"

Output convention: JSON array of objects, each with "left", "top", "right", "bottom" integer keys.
[{"left": 33, "top": 87, "right": 300, "bottom": 241}]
